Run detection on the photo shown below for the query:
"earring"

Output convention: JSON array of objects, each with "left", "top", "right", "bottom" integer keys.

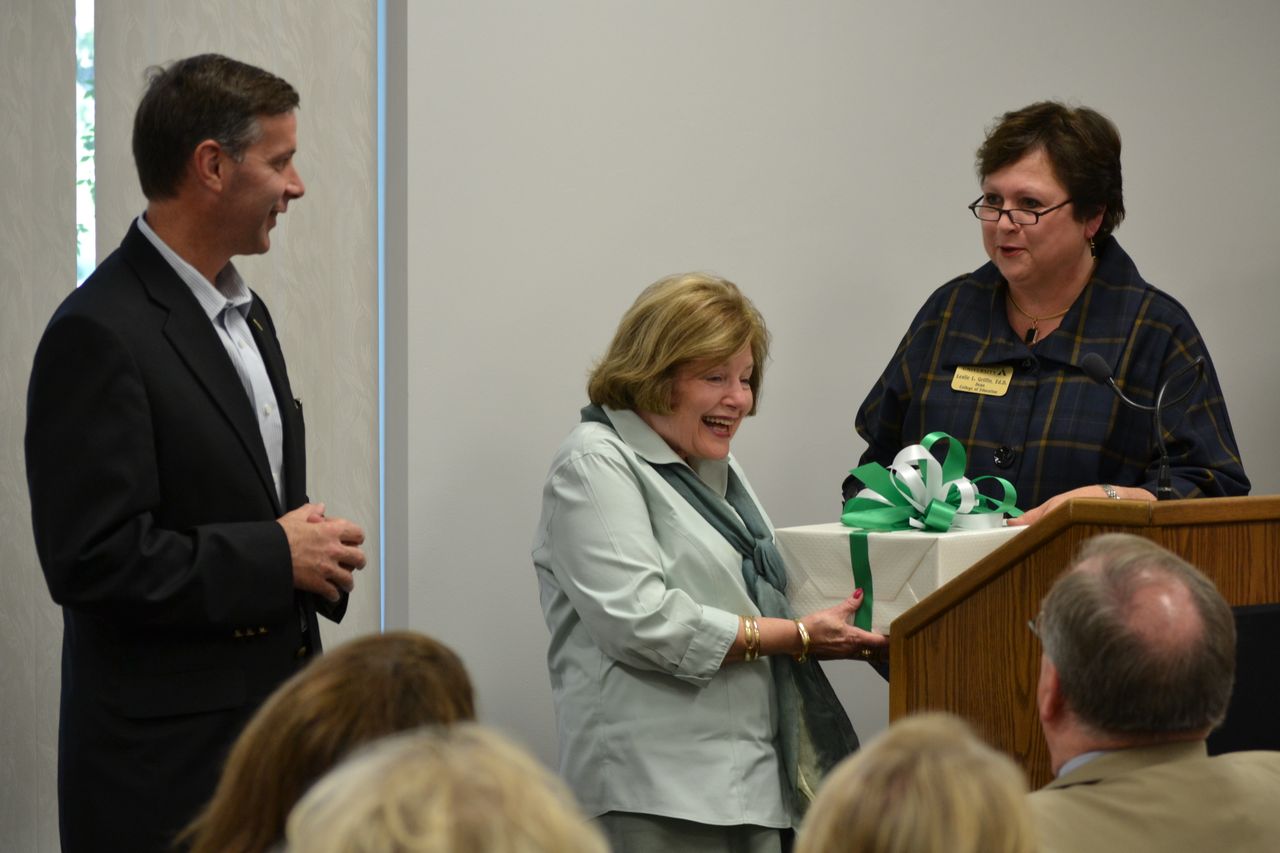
[{"left": 1089, "top": 237, "right": 1097, "bottom": 258}]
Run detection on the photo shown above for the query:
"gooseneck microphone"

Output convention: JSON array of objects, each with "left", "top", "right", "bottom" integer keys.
[{"left": 1079, "top": 352, "right": 1206, "bottom": 500}]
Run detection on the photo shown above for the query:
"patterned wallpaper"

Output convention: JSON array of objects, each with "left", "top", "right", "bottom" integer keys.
[
  {"left": 1, "top": 2, "right": 76, "bottom": 850},
  {"left": 94, "top": 0, "right": 380, "bottom": 639},
  {"left": 3, "top": 2, "right": 379, "bottom": 847}
]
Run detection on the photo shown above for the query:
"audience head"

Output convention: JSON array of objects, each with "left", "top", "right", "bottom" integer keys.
[
  {"left": 796, "top": 713, "right": 1034, "bottom": 853},
  {"left": 285, "top": 723, "right": 609, "bottom": 853},
  {"left": 976, "top": 100, "right": 1125, "bottom": 240},
  {"left": 182, "top": 631, "right": 475, "bottom": 853},
  {"left": 587, "top": 272, "right": 770, "bottom": 416},
  {"left": 133, "top": 53, "right": 300, "bottom": 200},
  {"left": 1036, "top": 533, "right": 1236, "bottom": 742}
]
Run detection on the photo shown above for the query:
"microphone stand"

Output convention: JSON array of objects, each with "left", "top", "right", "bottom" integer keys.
[{"left": 1084, "top": 354, "right": 1206, "bottom": 501}]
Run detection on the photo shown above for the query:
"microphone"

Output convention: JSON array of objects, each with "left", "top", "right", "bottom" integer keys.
[{"left": 1079, "top": 352, "right": 1206, "bottom": 500}]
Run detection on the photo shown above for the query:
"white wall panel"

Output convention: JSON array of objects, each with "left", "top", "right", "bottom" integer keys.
[
  {"left": 2, "top": 2, "right": 379, "bottom": 845},
  {"left": 95, "top": 0, "right": 381, "bottom": 645},
  {"left": 402, "top": 0, "right": 1280, "bottom": 767},
  {"left": 1, "top": 3, "right": 75, "bottom": 847}
]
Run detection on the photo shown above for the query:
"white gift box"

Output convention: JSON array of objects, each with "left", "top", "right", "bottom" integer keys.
[{"left": 775, "top": 523, "right": 1025, "bottom": 635}]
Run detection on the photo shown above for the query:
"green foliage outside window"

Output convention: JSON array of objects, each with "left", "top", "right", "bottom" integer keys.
[{"left": 76, "top": 1, "right": 95, "bottom": 284}]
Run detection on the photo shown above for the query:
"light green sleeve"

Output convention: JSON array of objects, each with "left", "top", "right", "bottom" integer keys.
[{"left": 544, "top": 448, "right": 739, "bottom": 685}]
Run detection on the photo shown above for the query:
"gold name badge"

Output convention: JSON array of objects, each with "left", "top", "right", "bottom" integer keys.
[{"left": 951, "top": 364, "right": 1013, "bottom": 397}]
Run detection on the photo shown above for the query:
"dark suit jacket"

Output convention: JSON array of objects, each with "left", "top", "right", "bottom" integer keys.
[
  {"left": 1029, "top": 740, "right": 1280, "bottom": 853},
  {"left": 25, "top": 222, "right": 345, "bottom": 853}
]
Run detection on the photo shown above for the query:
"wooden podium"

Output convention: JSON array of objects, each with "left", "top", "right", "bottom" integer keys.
[{"left": 888, "top": 495, "right": 1280, "bottom": 788}]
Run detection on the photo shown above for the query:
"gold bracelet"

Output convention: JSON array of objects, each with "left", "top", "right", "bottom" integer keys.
[
  {"left": 742, "top": 615, "right": 761, "bottom": 661},
  {"left": 793, "top": 619, "right": 810, "bottom": 662}
]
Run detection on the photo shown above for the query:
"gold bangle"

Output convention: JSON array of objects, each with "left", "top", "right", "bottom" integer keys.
[
  {"left": 743, "top": 615, "right": 761, "bottom": 662},
  {"left": 794, "top": 620, "right": 810, "bottom": 662}
]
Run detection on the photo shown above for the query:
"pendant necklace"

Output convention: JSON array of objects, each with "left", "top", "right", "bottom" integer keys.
[{"left": 1007, "top": 291, "right": 1071, "bottom": 346}]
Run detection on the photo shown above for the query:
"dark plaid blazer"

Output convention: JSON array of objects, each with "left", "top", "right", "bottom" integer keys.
[{"left": 850, "top": 237, "right": 1249, "bottom": 509}]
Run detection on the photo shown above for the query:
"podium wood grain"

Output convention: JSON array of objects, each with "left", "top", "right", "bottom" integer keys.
[{"left": 887, "top": 496, "right": 1280, "bottom": 789}]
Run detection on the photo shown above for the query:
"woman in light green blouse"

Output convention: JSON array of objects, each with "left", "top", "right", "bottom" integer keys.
[{"left": 533, "top": 272, "right": 888, "bottom": 853}]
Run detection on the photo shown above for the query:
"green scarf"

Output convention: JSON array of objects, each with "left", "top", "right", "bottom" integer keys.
[{"left": 581, "top": 404, "right": 859, "bottom": 815}]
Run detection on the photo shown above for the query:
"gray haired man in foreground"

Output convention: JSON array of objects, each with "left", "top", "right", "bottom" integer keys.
[{"left": 1028, "top": 533, "right": 1280, "bottom": 852}]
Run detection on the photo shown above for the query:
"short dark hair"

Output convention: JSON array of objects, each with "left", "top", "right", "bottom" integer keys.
[
  {"left": 1038, "top": 534, "right": 1236, "bottom": 737},
  {"left": 976, "top": 101, "right": 1125, "bottom": 241},
  {"left": 132, "top": 53, "right": 299, "bottom": 200}
]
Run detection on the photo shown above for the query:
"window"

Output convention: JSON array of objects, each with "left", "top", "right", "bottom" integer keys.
[{"left": 75, "top": 0, "right": 95, "bottom": 285}]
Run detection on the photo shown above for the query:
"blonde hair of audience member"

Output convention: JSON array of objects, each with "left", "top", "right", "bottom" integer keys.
[
  {"left": 796, "top": 713, "right": 1035, "bottom": 853},
  {"left": 285, "top": 723, "right": 609, "bottom": 853},
  {"left": 587, "top": 271, "right": 770, "bottom": 415},
  {"left": 181, "top": 631, "right": 476, "bottom": 853}
]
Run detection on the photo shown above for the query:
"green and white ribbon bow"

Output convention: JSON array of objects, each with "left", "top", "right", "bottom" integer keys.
[{"left": 838, "top": 432, "right": 1021, "bottom": 630}]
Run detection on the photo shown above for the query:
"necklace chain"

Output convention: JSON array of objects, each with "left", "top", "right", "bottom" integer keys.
[{"left": 1007, "top": 291, "right": 1071, "bottom": 346}]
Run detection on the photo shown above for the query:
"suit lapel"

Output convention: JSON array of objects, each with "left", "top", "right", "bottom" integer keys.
[
  {"left": 246, "top": 297, "right": 306, "bottom": 510},
  {"left": 245, "top": 300, "right": 329, "bottom": 629},
  {"left": 121, "top": 225, "right": 281, "bottom": 511}
]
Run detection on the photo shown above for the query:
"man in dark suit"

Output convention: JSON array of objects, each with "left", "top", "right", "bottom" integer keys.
[
  {"left": 1028, "top": 533, "right": 1280, "bottom": 852},
  {"left": 25, "top": 54, "right": 367, "bottom": 853}
]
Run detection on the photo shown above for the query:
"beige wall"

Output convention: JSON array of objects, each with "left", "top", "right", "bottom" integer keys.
[
  {"left": 402, "top": 0, "right": 1280, "bottom": 769},
  {"left": 3, "top": 2, "right": 380, "bottom": 847},
  {"left": 1, "top": 2, "right": 74, "bottom": 849},
  {"left": 8, "top": 0, "right": 1280, "bottom": 846},
  {"left": 94, "top": 7, "right": 381, "bottom": 651},
  {"left": 92, "top": 1, "right": 381, "bottom": 636}
]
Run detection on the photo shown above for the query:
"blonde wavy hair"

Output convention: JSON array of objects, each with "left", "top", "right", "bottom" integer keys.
[
  {"left": 284, "top": 723, "right": 608, "bottom": 853},
  {"left": 796, "top": 713, "right": 1035, "bottom": 853},
  {"left": 587, "top": 272, "right": 770, "bottom": 415}
]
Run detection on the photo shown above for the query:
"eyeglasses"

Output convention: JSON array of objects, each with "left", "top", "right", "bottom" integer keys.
[
  {"left": 1027, "top": 611, "right": 1043, "bottom": 640},
  {"left": 969, "top": 197, "right": 1072, "bottom": 225}
]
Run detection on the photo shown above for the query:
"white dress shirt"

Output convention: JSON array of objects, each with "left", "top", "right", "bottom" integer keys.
[{"left": 136, "top": 214, "right": 285, "bottom": 506}]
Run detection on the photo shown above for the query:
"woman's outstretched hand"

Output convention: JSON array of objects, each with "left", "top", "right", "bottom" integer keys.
[{"left": 801, "top": 589, "right": 889, "bottom": 661}]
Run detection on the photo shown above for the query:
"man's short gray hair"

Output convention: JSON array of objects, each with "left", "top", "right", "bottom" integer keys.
[{"left": 1038, "top": 533, "right": 1236, "bottom": 736}]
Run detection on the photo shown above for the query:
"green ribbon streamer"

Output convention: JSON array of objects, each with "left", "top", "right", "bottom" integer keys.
[
  {"left": 847, "top": 531, "right": 873, "bottom": 631},
  {"left": 841, "top": 431, "right": 1022, "bottom": 532},
  {"left": 839, "top": 433, "right": 1022, "bottom": 631}
]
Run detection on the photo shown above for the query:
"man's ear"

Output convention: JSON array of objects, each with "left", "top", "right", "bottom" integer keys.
[
  {"left": 191, "top": 139, "right": 227, "bottom": 191},
  {"left": 1037, "top": 654, "right": 1065, "bottom": 724}
]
